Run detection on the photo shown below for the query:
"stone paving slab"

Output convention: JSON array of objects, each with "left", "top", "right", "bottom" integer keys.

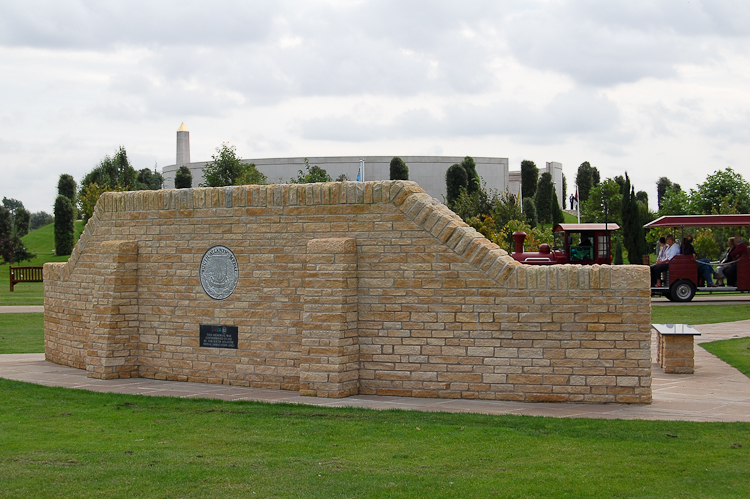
[
  {"left": 0, "top": 306, "right": 44, "bottom": 313},
  {"left": 1, "top": 321, "right": 750, "bottom": 423}
]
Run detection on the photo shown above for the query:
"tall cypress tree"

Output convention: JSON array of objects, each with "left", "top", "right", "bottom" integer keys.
[
  {"left": 520, "top": 160, "right": 539, "bottom": 199},
  {"left": 621, "top": 174, "right": 647, "bottom": 264},
  {"left": 461, "top": 156, "right": 479, "bottom": 194}
]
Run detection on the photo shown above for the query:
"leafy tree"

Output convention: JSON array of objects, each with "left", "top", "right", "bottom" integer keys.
[
  {"left": 336, "top": 174, "right": 350, "bottom": 182},
  {"left": 0, "top": 205, "right": 34, "bottom": 264},
  {"left": 30, "top": 211, "right": 54, "bottom": 231},
  {"left": 57, "top": 174, "right": 77, "bottom": 202},
  {"left": 534, "top": 172, "right": 556, "bottom": 227},
  {"left": 592, "top": 167, "right": 600, "bottom": 186},
  {"left": 656, "top": 177, "right": 681, "bottom": 210},
  {"left": 79, "top": 182, "right": 120, "bottom": 223},
  {"left": 202, "top": 144, "right": 247, "bottom": 187},
  {"left": 389, "top": 157, "right": 409, "bottom": 180},
  {"left": 461, "top": 156, "right": 480, "bottom": 194},
  {"left": 78, "top": 147, "right": 137, "bottom": 222},
  {"left": 235, "top": 164, "right": 267, "bottom": 185},
  {"left": 290, "top": 158, "right": 332, "bottom": 184},
  {"left": 561, "top": 173, "right": 567, "bottom": 209},
  {"left": 694, "top": 229, "right": 721, "bottom": 260},
  {"left": 2, "top": 197, "right": 23, "bottom": 217},
  {"left": 174, "top": 166, "right": 193, "bottom": 189},
  {"left": 135, "top": 168, "right": 164, "bottom": 190},
  {"left": 657, "top": 187, "right": 690, "bottom": 216},
  {"left": 581, "top": 179, "right": 622, "bottom": 225},
  {"left": 692, "top": 167, "right": 750, "bottom": 214},
  {"left": 576, "top": 162, "right": 594, "bottom": 203},
  {"left": 81, "top": 146, "right": 137, "bottom": 192},
  {"left": 520, "top": 160, "right": 539, "bottom": 199},
  {"left": 54, "top": 195, "right": 75, "bottom": 256},
  {"left": 445, "top": 163, "right": 468, "bottom": 207},
  {"left": 14, "top": 207, "right": 30, "bottom": 237},
  {"left": 523, "top": 198, "right": 537, "bottom": 228}
]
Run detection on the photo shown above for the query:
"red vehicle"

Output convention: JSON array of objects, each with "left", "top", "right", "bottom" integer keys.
[
  {"left": 643, "top": 214, "right": 750, "bottom": 302},
  {"left": 512, "top": 223, "right": 620, "bottom": 265}
]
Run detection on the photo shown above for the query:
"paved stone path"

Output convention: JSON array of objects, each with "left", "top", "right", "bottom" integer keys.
[
  {"left": 0, "top": 306, "right": 44, "bottom": 313},
  {"left": 1, "top": 320, "right": 749, "bottom": 422}
]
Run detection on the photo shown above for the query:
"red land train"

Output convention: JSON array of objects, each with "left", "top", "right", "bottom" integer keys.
[{"left": 511, "top": 223, "right": 619, "bottom": 266}]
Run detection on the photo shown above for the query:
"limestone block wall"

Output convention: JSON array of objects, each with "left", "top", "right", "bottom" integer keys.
[{"left": 45, "top": 181, "right": 652, "bottom": 403}]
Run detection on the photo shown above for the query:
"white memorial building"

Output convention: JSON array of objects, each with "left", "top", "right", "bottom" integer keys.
[{"left": 161, "top": 123, "right": 564, "bottom": 207}]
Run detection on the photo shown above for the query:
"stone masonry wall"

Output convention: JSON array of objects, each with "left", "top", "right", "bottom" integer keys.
[{"left": 44, "top": 181, "right": 652, "bottom": 403}]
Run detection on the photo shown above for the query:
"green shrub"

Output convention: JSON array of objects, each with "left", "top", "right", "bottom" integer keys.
[
  {"left": 389, "top": 157, "right": 409, "bottom": 180},
  {"left": 174, "top": 166, "right": 193, "bottom": 189},
  {"left": 445, "top": 163, "right": 468, "bottom": 206},
  {"left": 54, "top": 195, "right": 75, "bottom": 256},
  {"left": 57, "top": 174, "right": 77, "bottom": 202}
]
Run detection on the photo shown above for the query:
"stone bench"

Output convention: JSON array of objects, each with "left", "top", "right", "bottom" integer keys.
[{"left": 653, "top": 324, "right": 701, "bottom": 374}]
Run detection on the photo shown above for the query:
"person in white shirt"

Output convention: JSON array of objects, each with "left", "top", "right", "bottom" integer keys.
[{"left": 651, "top": 234, "right": 679, "bottom": 287}]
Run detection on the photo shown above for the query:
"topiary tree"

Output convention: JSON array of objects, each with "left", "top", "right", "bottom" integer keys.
[
  {"left": 551, "top": 187, "right": 564, "bottom": 226},
  {"left": 522, "top": 198, "right": 537, "bottom": 228},
  {"left": 535, "top": 172, "right": 555, "bottom": 227},
  {"left": 174, "top": 165, "right": 193, "bottom": 189},
  {"left": 54, "top": 195, "right": 75, "bottom": 256},
  {"left": 390, "top": 157, "right": 409, "bottom": 180},
  {"left": 520, "top": 160, "right": 539, "bottom": 199},
  {"left": 461, "top": 156, "right": 479, "bottom": 194},
  {"left": 562, "top": 173, "right": 567, "bottom": 209},
  {"left": 614, "top": 239, "right": 624, "bottom": 265},
  {"left": 445, "top": 163, "right": 468, "bottom": 206},
  {"left": 621, "top": 174, "right": 648, "bottom": 264},
  {"left": 57, "top": 174, "right": 77, "bottom": 203}
]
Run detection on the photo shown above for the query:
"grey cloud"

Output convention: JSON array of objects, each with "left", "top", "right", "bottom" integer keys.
[
  {"left": 297, "top": 88, "right": 621, "bottom": 142},
  {"left": 504, "top": 0, "right": 750, "bottom": 86}
]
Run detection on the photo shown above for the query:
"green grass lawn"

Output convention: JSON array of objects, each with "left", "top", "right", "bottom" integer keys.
[
  {"left": 0, "top": 222, "right": 83, "bottom": 306},
  {"left": 701, "top": 337, "right": 750, "bottom": 378},
  {"left": 0, "top": 378, "right": 748, "bottom": 499},
  {"left": 0, "top": 313, "right": 44, "bottom": 354},
  {"left": 651, "top": 304, "right": 750, "bottom": 325}
]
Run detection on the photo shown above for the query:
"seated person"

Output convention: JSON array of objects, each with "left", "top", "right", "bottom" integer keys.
[
  {"left": 724, "top": 235, "right": 749, "bottom": 286},
  {"left": 650, "top": 234, "right": 679, "bottom": 287},
  {"left": 715, "top": 237, "right": 736, "bottom": 284},
  {"left": 683, "top": 235, "right": 717, "bottom": 287}
]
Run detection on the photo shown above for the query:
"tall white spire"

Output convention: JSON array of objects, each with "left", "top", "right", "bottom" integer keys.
[{"left": 176, "top": 123, "right": 190, "bottom": 166}]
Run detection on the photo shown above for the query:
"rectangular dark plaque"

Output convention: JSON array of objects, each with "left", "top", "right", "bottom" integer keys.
[{"left": 199, "top": 325, "right": 239, "bottom": 349}]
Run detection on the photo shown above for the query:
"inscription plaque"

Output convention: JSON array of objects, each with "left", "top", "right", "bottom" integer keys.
[
  {"left": 199, "top": 245, "right": 239, "bottom": 300},
  {"left": 199, "top": 325, "right": 239, "bottom": 349}
]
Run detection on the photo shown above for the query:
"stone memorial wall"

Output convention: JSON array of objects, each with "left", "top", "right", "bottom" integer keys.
[{"left": 44, "top": 181, "right": 652, "bottom": 403}]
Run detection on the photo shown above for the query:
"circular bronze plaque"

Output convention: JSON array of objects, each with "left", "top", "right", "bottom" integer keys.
[{"left": 199, "top": 245, "right": 239, "bottom": 300}]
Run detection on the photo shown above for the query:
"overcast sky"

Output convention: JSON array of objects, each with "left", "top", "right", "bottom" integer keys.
[{"left": 1, "top": 0, "right": 748, "bottom": 213}]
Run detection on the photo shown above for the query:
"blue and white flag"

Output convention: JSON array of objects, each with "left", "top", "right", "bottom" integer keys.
[{"left": 356, "top": 159, "right": 365, "bottom": 182}]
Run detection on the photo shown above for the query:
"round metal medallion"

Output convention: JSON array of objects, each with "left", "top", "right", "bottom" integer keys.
[{"left": 199, "top": 245, "right": 239, "bottom": 300}]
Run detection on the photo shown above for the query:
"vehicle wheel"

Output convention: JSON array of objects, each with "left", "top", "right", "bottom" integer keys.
[{"left": 670, "top": 280, "right": 695, "bottom": 302}]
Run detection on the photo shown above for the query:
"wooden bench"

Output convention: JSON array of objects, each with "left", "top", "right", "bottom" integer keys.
[
  {"left": 9, "top": 266, "right": 44, "bottom": 292},
  {"left": 653, "top": 323, "right": 701, "bottom": 374}
]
